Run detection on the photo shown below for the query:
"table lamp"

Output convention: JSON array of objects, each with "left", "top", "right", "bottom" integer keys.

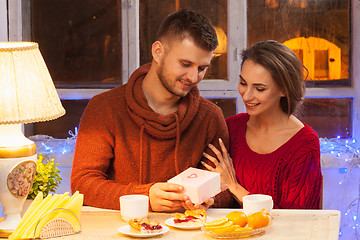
[{"left": 0, "top": 42, "right": 65, "bottom": 234}]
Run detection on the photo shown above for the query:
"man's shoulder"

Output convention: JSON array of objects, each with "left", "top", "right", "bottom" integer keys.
[
  {"left": 198, "top": 96, "right": 220, "bottom": 111},
  {"left": 91, "top": 84, "right": 126, "bottom": 102}
]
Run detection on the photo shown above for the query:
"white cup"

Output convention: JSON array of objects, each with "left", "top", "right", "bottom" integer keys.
[
  {"left": 242, "top": 194, "right": 273, "bottom": 216},
  {"left": 120, "top": 195, "right": 149, "bottom": 222}
]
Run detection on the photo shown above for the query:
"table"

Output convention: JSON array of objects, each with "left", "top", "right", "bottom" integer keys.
[{"left": 47, "top": 207, "right": 340, "bottom": 240}]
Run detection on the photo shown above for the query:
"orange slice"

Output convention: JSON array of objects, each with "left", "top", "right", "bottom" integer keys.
[
  {"left": 204, "top": 220, "right": 233, "bottom": 231},
  {"left": 204, "top": 218, "right": 228, "bottom": 227},
  {"left": 211, "top": 224, "right": 237, "bottom": 233},
  {"left": 233, "top": 226, "right": 252, "bottom": 232}
]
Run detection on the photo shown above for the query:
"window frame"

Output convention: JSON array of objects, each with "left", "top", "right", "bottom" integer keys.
[{"left": 4, "top": 0, "right": 360, "bottom": 139}]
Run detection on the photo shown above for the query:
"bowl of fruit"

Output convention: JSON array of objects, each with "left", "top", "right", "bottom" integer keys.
[{"left": 202, "top": 209, "right": 271, "bottom": 238}]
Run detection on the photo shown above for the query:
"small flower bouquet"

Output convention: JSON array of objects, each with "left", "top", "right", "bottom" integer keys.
[{"left": 27, "top": 153, "right": 62, "bottom": 200}]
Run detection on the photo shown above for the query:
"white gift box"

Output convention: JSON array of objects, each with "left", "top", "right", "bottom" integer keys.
[{"left": 167, "top": 167, "right": 221, "bottom": 204}]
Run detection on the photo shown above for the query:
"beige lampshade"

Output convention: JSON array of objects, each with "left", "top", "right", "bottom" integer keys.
[{"left": 0, "top": 42, "right": 65, "bottom": 124}]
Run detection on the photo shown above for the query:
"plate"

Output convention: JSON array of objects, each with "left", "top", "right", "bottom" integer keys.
[
  {"left": 118, "top": 224, "right": 169, "bottom": 238},
  {"left": 202, "top": 225, "right": 269, "bottom": 239},
  {"left": 165, "top": 217, "right": 214, "bottom": 230}
]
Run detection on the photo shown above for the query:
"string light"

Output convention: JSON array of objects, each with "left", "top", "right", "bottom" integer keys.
[
  {"left": 321, "top": 137, "right": 360, "bottom": 239},
  {"left": 29, "top": 129, "right": 77, "bottom": 155}
]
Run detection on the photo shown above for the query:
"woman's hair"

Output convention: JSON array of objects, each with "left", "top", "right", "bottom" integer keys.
[
  {"left": 156, "top": 9, "right": 218, "bottom": 51},
  {"left": 241, "top": 40, "right": 307, "bottom": 115}
]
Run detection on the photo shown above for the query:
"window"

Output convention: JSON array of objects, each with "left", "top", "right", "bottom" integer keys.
[
  {"left": 247, "top": 0, "right": 356, "bottom": 138},
  {"left": 31, "top": 0, "right": 123, "bottom": 88},
  {"left": 4, "top": 0, "right": 359, "bottom": 140},
  {"left": 139, "top": 0, "right": 228, "bottom": 80}
]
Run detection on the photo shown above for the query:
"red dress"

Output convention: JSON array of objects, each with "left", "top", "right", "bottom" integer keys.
[{"left": 226, "top": 113, "right": 322, "bottom": 209}]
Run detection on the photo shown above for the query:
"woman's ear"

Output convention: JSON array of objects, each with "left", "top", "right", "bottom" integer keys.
[{"left": 151, "top": 41, "right": 163, "bottom": 63}]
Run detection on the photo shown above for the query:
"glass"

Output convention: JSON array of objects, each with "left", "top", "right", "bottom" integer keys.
[
  {"left": 139, "top": 0, "right": 228, "bottom": 79},
  {"left": 31, "top": 0, "right": 122, "bottom": 88},
  {"left": 26, "top": 100, "right": 89, "bottom": 139},
  {"left": 247, "top": 0, "right": 349, "bottom": 87},
  {"left": 207, "top": 98, "right": 237, "bottom": 119},
  {"left": 297, "top": 98, "right": 352, "bottom": 138}
]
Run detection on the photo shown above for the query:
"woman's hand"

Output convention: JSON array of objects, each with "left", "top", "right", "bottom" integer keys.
[{"left": 202, "top": 138, "right": 238, "bottom": 191}]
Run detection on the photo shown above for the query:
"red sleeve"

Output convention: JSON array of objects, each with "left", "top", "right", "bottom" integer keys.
[{"left": 278, "top": 145, "right": 322, "bottom": 209}]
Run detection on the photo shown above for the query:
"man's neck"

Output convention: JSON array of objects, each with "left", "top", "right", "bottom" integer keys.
[{"left": 142, "top": 69, "right": 180, "bottom": 115}]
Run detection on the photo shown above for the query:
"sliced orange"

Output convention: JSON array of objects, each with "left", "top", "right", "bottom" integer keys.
[
  {"left": 211, "top": 224, "right": 237, "bottom": 233},
  {"left": 204, "top": 220, "right": 233, "bottom": 231},
  {"left": 233, "top": 226, "right": 252, "bottom": 232},
  {"left": 204, "top": 218, "right": 228, "bottom": 227}
]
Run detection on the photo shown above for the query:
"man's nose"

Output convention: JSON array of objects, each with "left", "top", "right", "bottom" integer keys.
[{"left": 186, "top": 67, "right": 199, "bottom": 84}]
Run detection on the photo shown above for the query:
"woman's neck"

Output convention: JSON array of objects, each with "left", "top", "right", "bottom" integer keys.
[{"left": 248, "top": 109, "right": 289, "bottom": 131}]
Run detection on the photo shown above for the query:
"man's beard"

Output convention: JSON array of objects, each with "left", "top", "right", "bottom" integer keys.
[{"left": 157, "top": 62, "right": 189, "bottom": 98}]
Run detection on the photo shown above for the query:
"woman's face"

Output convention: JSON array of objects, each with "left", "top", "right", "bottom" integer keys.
[{"left": 239, "top": 59, "right": 284, "bottom": 117}]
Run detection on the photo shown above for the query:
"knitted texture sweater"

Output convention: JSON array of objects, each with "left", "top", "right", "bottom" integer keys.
[
  {"left": 226, "top": 113, "right": 322, "bottom": 209},
  {"left": 71, "top": 63, "right": 235, "bottom": 210}
]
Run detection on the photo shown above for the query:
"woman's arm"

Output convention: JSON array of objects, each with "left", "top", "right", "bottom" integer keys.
[{"left": 202, "top": 138, "right": 249, "bottom": 203}]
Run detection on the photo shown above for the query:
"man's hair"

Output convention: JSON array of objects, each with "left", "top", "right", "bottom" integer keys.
[
  {"left": 241, "top": 40, "right": 307, "bottom": 116},
  {"left": 156, "top": 9, "right": 218, "bottom": 51}
]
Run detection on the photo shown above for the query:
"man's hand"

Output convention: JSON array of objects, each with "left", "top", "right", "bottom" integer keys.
[
  {"left": 181, "top": 196, "right": 214, "bottom": 211},
  {"left": 149, "top": 182, "right": 186, "bottom": 212}
]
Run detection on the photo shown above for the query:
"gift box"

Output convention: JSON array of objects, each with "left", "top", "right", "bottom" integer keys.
[{"left": 167, "top": 167, "right": 221, "bottom": 204}]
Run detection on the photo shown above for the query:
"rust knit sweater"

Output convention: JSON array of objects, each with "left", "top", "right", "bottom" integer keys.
[{"left": 71, "top": 63, "right": 236, "bottom": 210}]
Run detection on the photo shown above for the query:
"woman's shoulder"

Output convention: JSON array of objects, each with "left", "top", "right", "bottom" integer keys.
[
  {"left": 285, "top": 123, "right": 320, "bottom": 153},
  {"left": 298, "top": 123, "right": 319, "bottom": 142},
  {"left": 226, "top": 113, "right": 249, "bottom": 126}
]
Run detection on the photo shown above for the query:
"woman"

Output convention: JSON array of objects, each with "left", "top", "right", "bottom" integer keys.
[{"left": 202, "top": 40, "right": 322, "bottom": 209}]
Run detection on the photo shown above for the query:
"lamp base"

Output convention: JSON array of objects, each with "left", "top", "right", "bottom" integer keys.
[
  {"left": 0, "top": 228, "right": 13, "bottom": 238},
  {"left": 0, "top": 213, "right": 21, "bottom": 231},
  {"left": 0, "top": 124, "right": 37, "bottom": 231},
  {"left": 0, "top": 154, "right": 37, "bottom": 231}
]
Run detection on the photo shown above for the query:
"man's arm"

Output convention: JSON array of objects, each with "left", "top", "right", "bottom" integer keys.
[
  {"left": 70, "top": 96, "right": 151, "bottom": 209},
  {"left": 71, "top": 96, "right": 187, "bottom": 211}
]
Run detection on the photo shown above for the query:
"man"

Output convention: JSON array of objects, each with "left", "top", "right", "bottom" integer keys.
[{"left": 71, "top": 9, "right": 235, "bottom": 211}]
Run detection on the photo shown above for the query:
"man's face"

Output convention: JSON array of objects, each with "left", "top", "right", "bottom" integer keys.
[{"left": 156, "top": 38, "right": 214, "bottom": 97}]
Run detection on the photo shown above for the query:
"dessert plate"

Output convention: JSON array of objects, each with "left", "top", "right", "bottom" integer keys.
[
  {"left": 118, "top": 225, "right": 169, "bottom": 238},
  {"left": 165, "top": 217, "right": 214, "bottom": 230}
]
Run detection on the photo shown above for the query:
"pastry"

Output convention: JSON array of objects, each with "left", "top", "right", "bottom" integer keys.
[
  {"left": 173, "top": 209, "right": 206, "bottom": 226},
  {"left": 128, "top": 217, "right": 163, "bottom": 233}
]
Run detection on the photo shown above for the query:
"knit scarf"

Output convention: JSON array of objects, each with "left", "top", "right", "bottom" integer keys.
[{"left": 125, "top": 63, "right": 200, "bottom": 182}]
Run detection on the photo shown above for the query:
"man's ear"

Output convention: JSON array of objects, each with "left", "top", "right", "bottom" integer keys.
[{"left": 152, "top": 41, "right": 163, "bottom": 63}]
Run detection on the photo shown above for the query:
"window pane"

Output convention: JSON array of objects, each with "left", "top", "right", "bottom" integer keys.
[
  {"left": 247, "top": 0, "right": 349, "bottom": 87},
  {"left": 207, "top": 98, "right": 237, "bottom": 119},
  {"left": 139, "top": 0, "right": 228, "bottom": 80},
  {"left": 26, "top": 100, "right": 89, "bottom": 139},
  {"left": 298, "top": 98, "right": 352, "bottom": 138},
  {"left": 32, "top": 0, "right": 122, "bottom": 88}
]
